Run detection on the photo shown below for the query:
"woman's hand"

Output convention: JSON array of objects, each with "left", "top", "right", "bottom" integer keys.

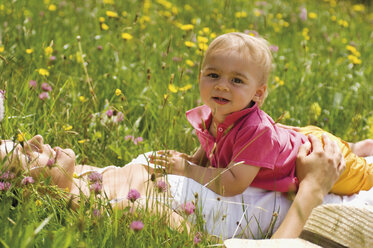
[
  {"left": 149, "top": 150, "right": 189, "bottom": 176},
  {"left": 273, "top": 133, "right": 346, "bottom": 239},
  {"left": 296, "top": 134, "right": 346, "bottom": 197}
]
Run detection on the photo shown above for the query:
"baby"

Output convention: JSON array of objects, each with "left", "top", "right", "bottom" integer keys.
[{"left": 150, "top": 32, "right": 373, "bottom": 196}]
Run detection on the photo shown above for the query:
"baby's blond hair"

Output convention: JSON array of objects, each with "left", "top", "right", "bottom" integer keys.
[{"left": 202, "top": 32, "right": 272, "bottom": 106}]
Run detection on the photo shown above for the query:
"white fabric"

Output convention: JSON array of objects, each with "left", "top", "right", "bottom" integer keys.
[{"left": 126, "top": 152, "right": 373, "bottom": 240}]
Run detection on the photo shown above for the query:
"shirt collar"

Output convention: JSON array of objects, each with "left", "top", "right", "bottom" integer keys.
[{"left": 186, "top": 103, "right": 258, "bottom": 132}]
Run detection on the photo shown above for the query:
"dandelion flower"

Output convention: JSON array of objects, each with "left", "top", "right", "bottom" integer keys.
[
  {"left": 106, "top": 10, "right": 119, "bottom": 18},
  {"left": 115, "top": 88, "right": 122, "bottom": 96},
  {"left": 180, "top": 24, "right": 194, "bottom": 31},
  {"left": 130, "top": 221, "right": 144, "bottom": 231},
  {"left": 79, "top": 96, "right": 87, "bottom": 102},
  {"left": 179, "top": 84, "right": 192, "bottom": 91},
  {"left": 17, "top": 133, "right": 24, "bottom": 142},
  {"left": 0, "top": 46, "right": 4, "bottom": 53},
  {"left": 101, "top": 23, "right": 109, "bottom": 30},
  {"left": 37, "top": 68, "right": 50, "bottom": 77},
  {"left": 121, "top": 33, "right": 133, "bottom": 40},
  {"left": 308, "top": 12, "right": 317, "bottom": 19},
  {"left": 185, "top": 59, "right": 194, "bottom": 67},
  {"left": 48, "top": 4, "right": 57, "bottom": 11},
  {"left": 352, "top": 4, "right": 365, "bottom": 12},
  {"left": 45, "top": 46, "right": 53, "bottom": 56},
  {"left": 26, "top": 48, "right": 33, "bottom": 54},
  {"left": 168, "top": 84, "right": 178, "bottom": 93},
  {"left": 63, "top": 125, "right": 73, "bottom": 131},
  {"left": 35, "top": 200, "right": 42, "bottom": 206},
  {"left": 99, "top": 17, "right": 105, "bottom": 22},
  {"left": 184, "top": 41, "right": 195, "bottom": 48}
]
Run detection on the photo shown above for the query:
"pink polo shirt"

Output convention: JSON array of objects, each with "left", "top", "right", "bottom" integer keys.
[{"left": 186, "top": 103, "right": 308, "bottom": 192}]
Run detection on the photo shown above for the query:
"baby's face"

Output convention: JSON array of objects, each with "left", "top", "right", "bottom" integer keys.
[
  {"left": 199, "top": 50, "right": 266, "bottom": 122},
  {"left": 0, "top": 135, "right": 75, "bottom": 172}
]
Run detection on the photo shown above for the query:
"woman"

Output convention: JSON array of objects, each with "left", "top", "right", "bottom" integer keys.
[{"left": 1, "top": 134, "right": 370, "bottom": 240}]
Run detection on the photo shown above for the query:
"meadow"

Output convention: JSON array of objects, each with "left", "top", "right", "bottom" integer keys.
[{"left": 0, "top": 0, "right": 372, "bottom": 246}]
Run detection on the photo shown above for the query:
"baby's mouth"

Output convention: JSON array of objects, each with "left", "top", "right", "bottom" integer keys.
[{"left": 212, "top": 96, "right": 230, "bottom": 103}]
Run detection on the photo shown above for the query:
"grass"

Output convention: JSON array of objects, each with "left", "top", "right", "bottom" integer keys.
[{"left": 0, "top": 0, "right": 372, "bottom": 246}]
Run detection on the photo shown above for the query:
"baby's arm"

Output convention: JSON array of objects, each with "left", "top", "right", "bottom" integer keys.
[
  {"left": 150, "top": 152, "right": 260, "bottom": 196},
  {"left": 189, "top": 146, "right": 209, "bottom": 166}
]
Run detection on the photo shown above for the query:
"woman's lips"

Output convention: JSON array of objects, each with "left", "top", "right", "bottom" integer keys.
[{"left": 212, "top": 96, "right": 229, "bottom": 105}]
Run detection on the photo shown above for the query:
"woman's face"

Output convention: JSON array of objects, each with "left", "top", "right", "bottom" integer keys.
[{"left": 0, "top": 135, "right": 75, "bottom": 172}]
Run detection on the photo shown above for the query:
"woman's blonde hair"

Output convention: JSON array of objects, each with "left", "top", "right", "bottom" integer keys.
[{"left": 202, "top": 32, "right": 272, "bottom": 106}]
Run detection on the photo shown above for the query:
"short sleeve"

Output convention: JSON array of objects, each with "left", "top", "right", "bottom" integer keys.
[{"left": 232, "top": 124, "right": 280, "bottom": 170}]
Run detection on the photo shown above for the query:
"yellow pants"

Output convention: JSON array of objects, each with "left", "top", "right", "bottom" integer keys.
[{"left": 299, "top": 126, "right": 373, "bottom": 195}]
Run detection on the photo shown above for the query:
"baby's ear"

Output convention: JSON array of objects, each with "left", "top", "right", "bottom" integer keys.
[{"left": 253, "top": 84, "right": 267, "bottom": 102}]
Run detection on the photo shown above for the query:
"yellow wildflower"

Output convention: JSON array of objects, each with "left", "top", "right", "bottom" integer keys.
[
  {"left": 210, "top": 33, "right": 217, "bottom": 39},
  {"left": 331, "top": 15, "right": 336, "bottom": 21},
  {"left": 186, "top": 59, "right": 194, "bottom": 67},
  {"left": 197, "top": 36, "right": 208, "bottom": 43},
  {"left": 341, "top": 38, "right": 347, "bottom": 44},
  {"left": 94, "top": 131, "right": 102, "bottom": 139},
  {"left": 338, "top": 19, "right": 348, "bottom": 27},
  {"left": 103, "top": 0, "right": 115, "bottom": 4},
  {"left": 78, "top": 139, "right": 88, "bottom": 144},
  {"left": 171, "top": 6, "right": 178, "bottom": 15},
  {"left": 35, "top": 200, "right": 42, "bottom": 206},
  {"left": 276, "top": 13, "right": 283, "bottom": 19},
  {"left": 45, "top": 46, "right": 53, "bottom": 56},
  {"left": 235, "top": 11, "right": 247, "bottom": 18},
  {"left": 348, "top": 55, "right": 362, "bottom": 65},
  {"left": 352, "top": 4, "right": 365, "bottom": 12},
  {"left": 48, "top": 4, "right": 57, "bottom": 11},
  {"left": 106, "top": 10, "right": 118, "bottom": 18},
  {"left": 309, "top": 102, "right": 321, "bottom": 121},
  {"left": 37, "top": 68, "right": 50, "bottom": 77},
  {"left": 115, "top": 88, "right": 122, "bottom": 96},
  {"left": 179, "top": 84, "right": 192, "bottom": 91},
  {"left": 0, "top": 46, "right": 4, "bottom": 53},
  {"left": 180, "top": 24, "right": 194, "bottom": 31},
  {"left": 202, "top": 27, "right": 210, "bottom": 34},
  {"left": 73, "top": 173, "right": 79, "bottom": 178},
  {"left": 63, "top": 125, "right": 73, "bottom": 131},
  {"left": 99, "top": 17, "right": 105, "bottom": 22},
  {"left": 168, "top": 84, "right": 178, "bottom": 93},
  {"left": 163, "top": 94, "right": 168, "bottom": 100},
  {"left": 308, "top": 12, "right": 317, "bottom": 19},
  {"left": 26, "top": 48, "right": 33, "bottom": 54},
  {"left": 184, "top": 41, "right": 196, "bottom": 48},
  {"left": 79, "top": 96, "right": 87, "bottom": 102},
  {"left": 157, "top": 0, "right": 172, "bottom": 9},
  {"left": 121, "top": 33, "right": 133, "bottom": 40},
  {"left": 122, "top": 11, "right": 128, "bottom": 17},
  {"left": 184, "top": 4, "right": 193, "bottom": 11},
  {"left": 198, "top": 43, "right": 208, "bottom": 51},
  {"left": 101, "top": 23, "right": 109, "bottom": 30},
  {"left": 0, "top": 4, "right": 4, "bottom": 11},
  {"left": 17, "top": 133, "right": 24, "bottom": 142}
]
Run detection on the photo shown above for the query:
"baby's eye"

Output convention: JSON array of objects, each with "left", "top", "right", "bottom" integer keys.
[
  {"left": 207, "top": 73, "right": 219, "bottom": 79},
  {"left": 232, "top": 78, "right": 243, "bottom": 84}
]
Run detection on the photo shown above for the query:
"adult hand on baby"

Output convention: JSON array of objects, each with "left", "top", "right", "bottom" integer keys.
[
  {"left": 148, "top": 150, "right": 189, "bottom": 176},
  {"left": 296, "top": 134, "right": 346, "bottom": 197}
]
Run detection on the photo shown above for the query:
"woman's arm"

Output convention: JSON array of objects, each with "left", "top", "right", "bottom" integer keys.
[{"left": 272, "top": 134, "right": 345, "bottom": 239}]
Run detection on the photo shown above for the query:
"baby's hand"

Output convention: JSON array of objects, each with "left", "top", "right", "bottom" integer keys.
[{"left": 148, "top": 150, "right": 189, "bottom": 176}]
